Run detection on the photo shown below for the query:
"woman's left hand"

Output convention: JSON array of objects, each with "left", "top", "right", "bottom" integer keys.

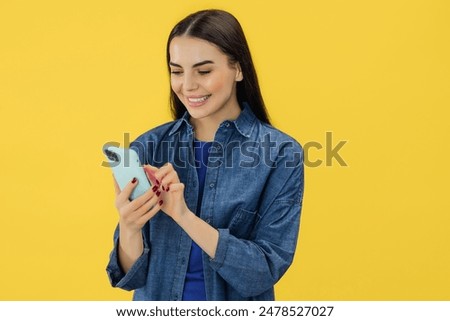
[{"left": 144, "top": 163, "right": 189, "bottom": 222}]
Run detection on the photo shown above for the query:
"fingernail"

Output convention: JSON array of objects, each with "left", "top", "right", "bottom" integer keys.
[
  {"left": 152, "top": 186, "right": 158, "bottom": 192},
  {"left": 156, "top": 179, "right": 160, "bottom": 185},
  {"left": 166, "top": 186, "right": 170, "bottom": 192},
  {"left": 131, "top": 177, "right": 137, "bottom": 184},
  {"left": 156, "top": 191, "right": 161, "bottom": 197},
  {"left": 162, "top": 185, "right": 165, "bottom": 191},
  {"left": 159, "top": 200, "right": 163, "bottom": 206}
]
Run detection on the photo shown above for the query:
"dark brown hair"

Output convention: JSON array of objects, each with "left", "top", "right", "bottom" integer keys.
[{"left": 166, "top": 9, "right": 271, "bottom": 124}]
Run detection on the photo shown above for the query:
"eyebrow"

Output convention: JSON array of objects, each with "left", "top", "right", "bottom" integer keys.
[{"left": 169, "top": 60, "right": 214, "bottom": 68}]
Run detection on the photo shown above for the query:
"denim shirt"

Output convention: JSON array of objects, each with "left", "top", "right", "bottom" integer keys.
[{"left": 106, "top": 103, "right": 304, "bottom": 300}]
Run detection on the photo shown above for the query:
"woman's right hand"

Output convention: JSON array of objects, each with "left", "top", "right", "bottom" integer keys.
[{"left": 113, "top": 176, "right": 162, "bottom": 235}]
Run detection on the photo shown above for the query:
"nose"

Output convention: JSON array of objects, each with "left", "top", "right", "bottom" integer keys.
[{"left": 183, "top": 73, "right": 198, "bottom": 91}]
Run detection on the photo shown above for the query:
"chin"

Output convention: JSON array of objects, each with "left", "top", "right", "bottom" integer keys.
[
  {"left": 184, "top": 101, "right": 215, "bottom": 119},
  {"left": 186, "top": 109, "right": 211, "bottom": 120}
]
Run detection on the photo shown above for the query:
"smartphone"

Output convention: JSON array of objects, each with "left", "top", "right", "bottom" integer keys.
[{"left": 103, "top": 146, "right": 151, "bottom": 201}]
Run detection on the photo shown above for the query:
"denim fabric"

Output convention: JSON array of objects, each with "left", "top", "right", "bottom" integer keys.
[{"left": 106, "top": 102, "right": 304, "bottom": 300}]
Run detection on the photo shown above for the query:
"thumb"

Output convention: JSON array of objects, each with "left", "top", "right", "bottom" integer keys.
[{"left": 144, "top": 165, "right": 159, "bottom": 186}]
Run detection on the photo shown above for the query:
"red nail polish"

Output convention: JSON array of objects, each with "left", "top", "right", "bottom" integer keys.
[
  {"left": 156, "top": 179, "right": 160, "bottom": 185},
  {"left": 131, "top": 177, "right": 137, "bottom": 184},
  {"left": 166, "top": 186, "right": 170, "bottom": 192},
  {"left": 162, "top": 185, "right": 165, "bottom": 191},
  {"left": 159, "top": 200, "right": 163, "bottom": 206},
  {"left": 156, "top": 191, "right": 161, "bottom": 197},
  {"left": 152, "top": 186, "right": 158, "bottom": 192}
]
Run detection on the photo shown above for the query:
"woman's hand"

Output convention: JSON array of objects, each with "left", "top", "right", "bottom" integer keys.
[
  {"left": 144, "top": 163, "right": 189, "bottom": 223},
  {"left": 144, "top": 164, "right": 219, "bottom": 259},
  {"left": 113, "top": 176, "right": 162, "bottom": 235}
]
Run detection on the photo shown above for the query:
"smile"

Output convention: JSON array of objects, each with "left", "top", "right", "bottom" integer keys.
[{"left": 187, "top": 95, "right": 211, "bottom": 103}]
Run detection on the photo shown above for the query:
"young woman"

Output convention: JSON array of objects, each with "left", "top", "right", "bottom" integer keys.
[{"left": 106, "top": 9, "right": 304, "bottom": 301}]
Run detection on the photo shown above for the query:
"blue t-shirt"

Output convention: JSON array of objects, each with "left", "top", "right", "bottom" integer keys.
[{"left": 182, "top": 139, "right": 212, "bottom": 300}]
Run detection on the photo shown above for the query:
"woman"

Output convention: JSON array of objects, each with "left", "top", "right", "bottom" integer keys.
[{"left": 106, "top": 9, "right": 304, "bottom": 301}]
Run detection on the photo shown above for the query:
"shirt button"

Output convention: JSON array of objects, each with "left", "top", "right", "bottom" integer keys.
[
  {"left": 225, "top": 122, "right": 230, "bottom": 127},
  {"left": 209, "top": 183, "right": 215, "bottom": 188},
  {"left": 181, "top": 258, "right": 186, "bottom": 264}
]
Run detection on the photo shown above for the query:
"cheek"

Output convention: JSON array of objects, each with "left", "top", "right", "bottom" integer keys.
[
  {"left": 205, "top": 75, "right": 228, "bottom": 94},
  {"left": 170, "top": 78, "right": 182, "bottom": 93}
]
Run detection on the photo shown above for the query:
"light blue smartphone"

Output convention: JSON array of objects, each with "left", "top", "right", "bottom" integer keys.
[{"left": 103, "top": 146, "right": 151, "bottom": 201}]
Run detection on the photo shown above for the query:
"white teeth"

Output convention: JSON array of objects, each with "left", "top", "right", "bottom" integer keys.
[{"left": 188, "top": 95, "right": 210, "bottom": 103}]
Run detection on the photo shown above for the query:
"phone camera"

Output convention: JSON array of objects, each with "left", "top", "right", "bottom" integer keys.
[{"left": 104, "top": 149, "right": 119, "bottom": 162}]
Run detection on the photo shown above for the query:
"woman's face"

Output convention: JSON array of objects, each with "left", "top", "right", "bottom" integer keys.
[{"left": 169, "top": 36, "right": 243, "bottom": 124}]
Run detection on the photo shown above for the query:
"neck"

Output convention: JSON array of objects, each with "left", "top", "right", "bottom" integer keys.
[
  {"left": 191, "top": 100, "right": 241, "bottom": 142},
  {"left": 192, "top": 120, "right": 218, "bottom": 142}
]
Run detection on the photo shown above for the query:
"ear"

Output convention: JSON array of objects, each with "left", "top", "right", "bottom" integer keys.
[{"left": 234, "top": 62, "right": 243, "bottom": 82}]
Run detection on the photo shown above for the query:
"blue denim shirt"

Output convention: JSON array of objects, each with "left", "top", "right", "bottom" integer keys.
[{"left": 106, "top": 103, "right": 304, "bottom": 300}]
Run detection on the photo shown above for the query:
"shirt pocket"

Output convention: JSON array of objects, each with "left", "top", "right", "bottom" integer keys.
[{"left": 228, "top": 208, "right": 260, "bottom": 239}]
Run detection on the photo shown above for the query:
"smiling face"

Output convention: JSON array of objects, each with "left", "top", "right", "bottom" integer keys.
[{"left": 169, "top": 36, "right": 243, "bottom": 128}]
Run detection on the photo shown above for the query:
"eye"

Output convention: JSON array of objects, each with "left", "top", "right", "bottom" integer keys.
[
  {"left": 170, "top": 70, "right": 183, "bottom": 75},
  {"left": 198, "top": 70, "right": 211, "bottom": 75}
]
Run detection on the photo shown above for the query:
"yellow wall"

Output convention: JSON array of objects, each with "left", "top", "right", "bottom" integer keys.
[{"left": 1, "top": 0, "right": 449, "bottom": 300}]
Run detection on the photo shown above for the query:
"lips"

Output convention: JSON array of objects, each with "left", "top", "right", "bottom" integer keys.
[
  {"left": 187, "top": 95, "right": 211, "bottom": 103},
  {"left": 186, "top": 94, "right": 211, "bottom": 107}
]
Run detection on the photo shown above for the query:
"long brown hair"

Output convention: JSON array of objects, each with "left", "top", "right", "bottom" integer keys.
[{"left": 166, "top": 9, "right": 271, "bottom": 125}]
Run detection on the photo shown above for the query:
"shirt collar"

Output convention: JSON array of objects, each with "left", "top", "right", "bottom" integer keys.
[
  {"left": 228, "top": 101, "right": 256, "bottom": 138},
  {"left": 169, "top": 111, "right": 193, "bottom": 136},
  {"left": 169, "top": 101, "right": 256, "bottom": 138}
]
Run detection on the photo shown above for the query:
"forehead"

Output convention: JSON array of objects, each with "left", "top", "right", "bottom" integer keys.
[{"left": 169, "top": 36, "right": 228, "bottom": 65}]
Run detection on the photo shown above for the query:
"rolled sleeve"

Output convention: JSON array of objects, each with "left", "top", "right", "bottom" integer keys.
[
  {"left": 106, "top": 225, "right": 151, "bottom": 291},
  {"left": 208, "top": 228, "right": 230, "bottom": 270},
  {"left": 208, "top": 202, "right": 301, "bottom": 297},
  {"left": 207, "top": 155, "right": 304, "bottom": 298}
]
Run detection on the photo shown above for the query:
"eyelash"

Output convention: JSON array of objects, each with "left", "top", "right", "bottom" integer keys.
[{"left": 170, "top": 70, "right": 211, "bottom": 75}]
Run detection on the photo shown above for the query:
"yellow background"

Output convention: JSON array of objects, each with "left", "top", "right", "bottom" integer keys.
[{"left": 1, "top": 0, "right": 449, "bottom": 300}]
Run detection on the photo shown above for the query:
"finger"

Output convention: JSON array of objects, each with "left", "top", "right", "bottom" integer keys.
[
  {"left": 136, "top": 200, "right": 162, "bottom": 226},
  {"left": 136, "top": 193, "right": 159, "bottom": 217},
  {"left": 153, "top": 162, "right": 175, "bottom": 183},
  {"left": 144, "top": 164, "right": 159, "bottom": 171},
  {"left": 117, "top": 177, "right": 138, "bottom": 205},
  {"left": 120, "top": 190, "right": 156, "bottom": 223},
  {"left": 160, "top": 171, "right": 178, "bottom": 191},
  {"left": 166, "top": 182, "right": 185, "bottom": 193},
  {"left": 156, "top": 163, "right": 181, "bottom": 191},
  {"left": 128, "top": 184, "right": 156, "bottom": 211},
  {"left": 143, "top": 165, "right": 159, "bottom": 186}
]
